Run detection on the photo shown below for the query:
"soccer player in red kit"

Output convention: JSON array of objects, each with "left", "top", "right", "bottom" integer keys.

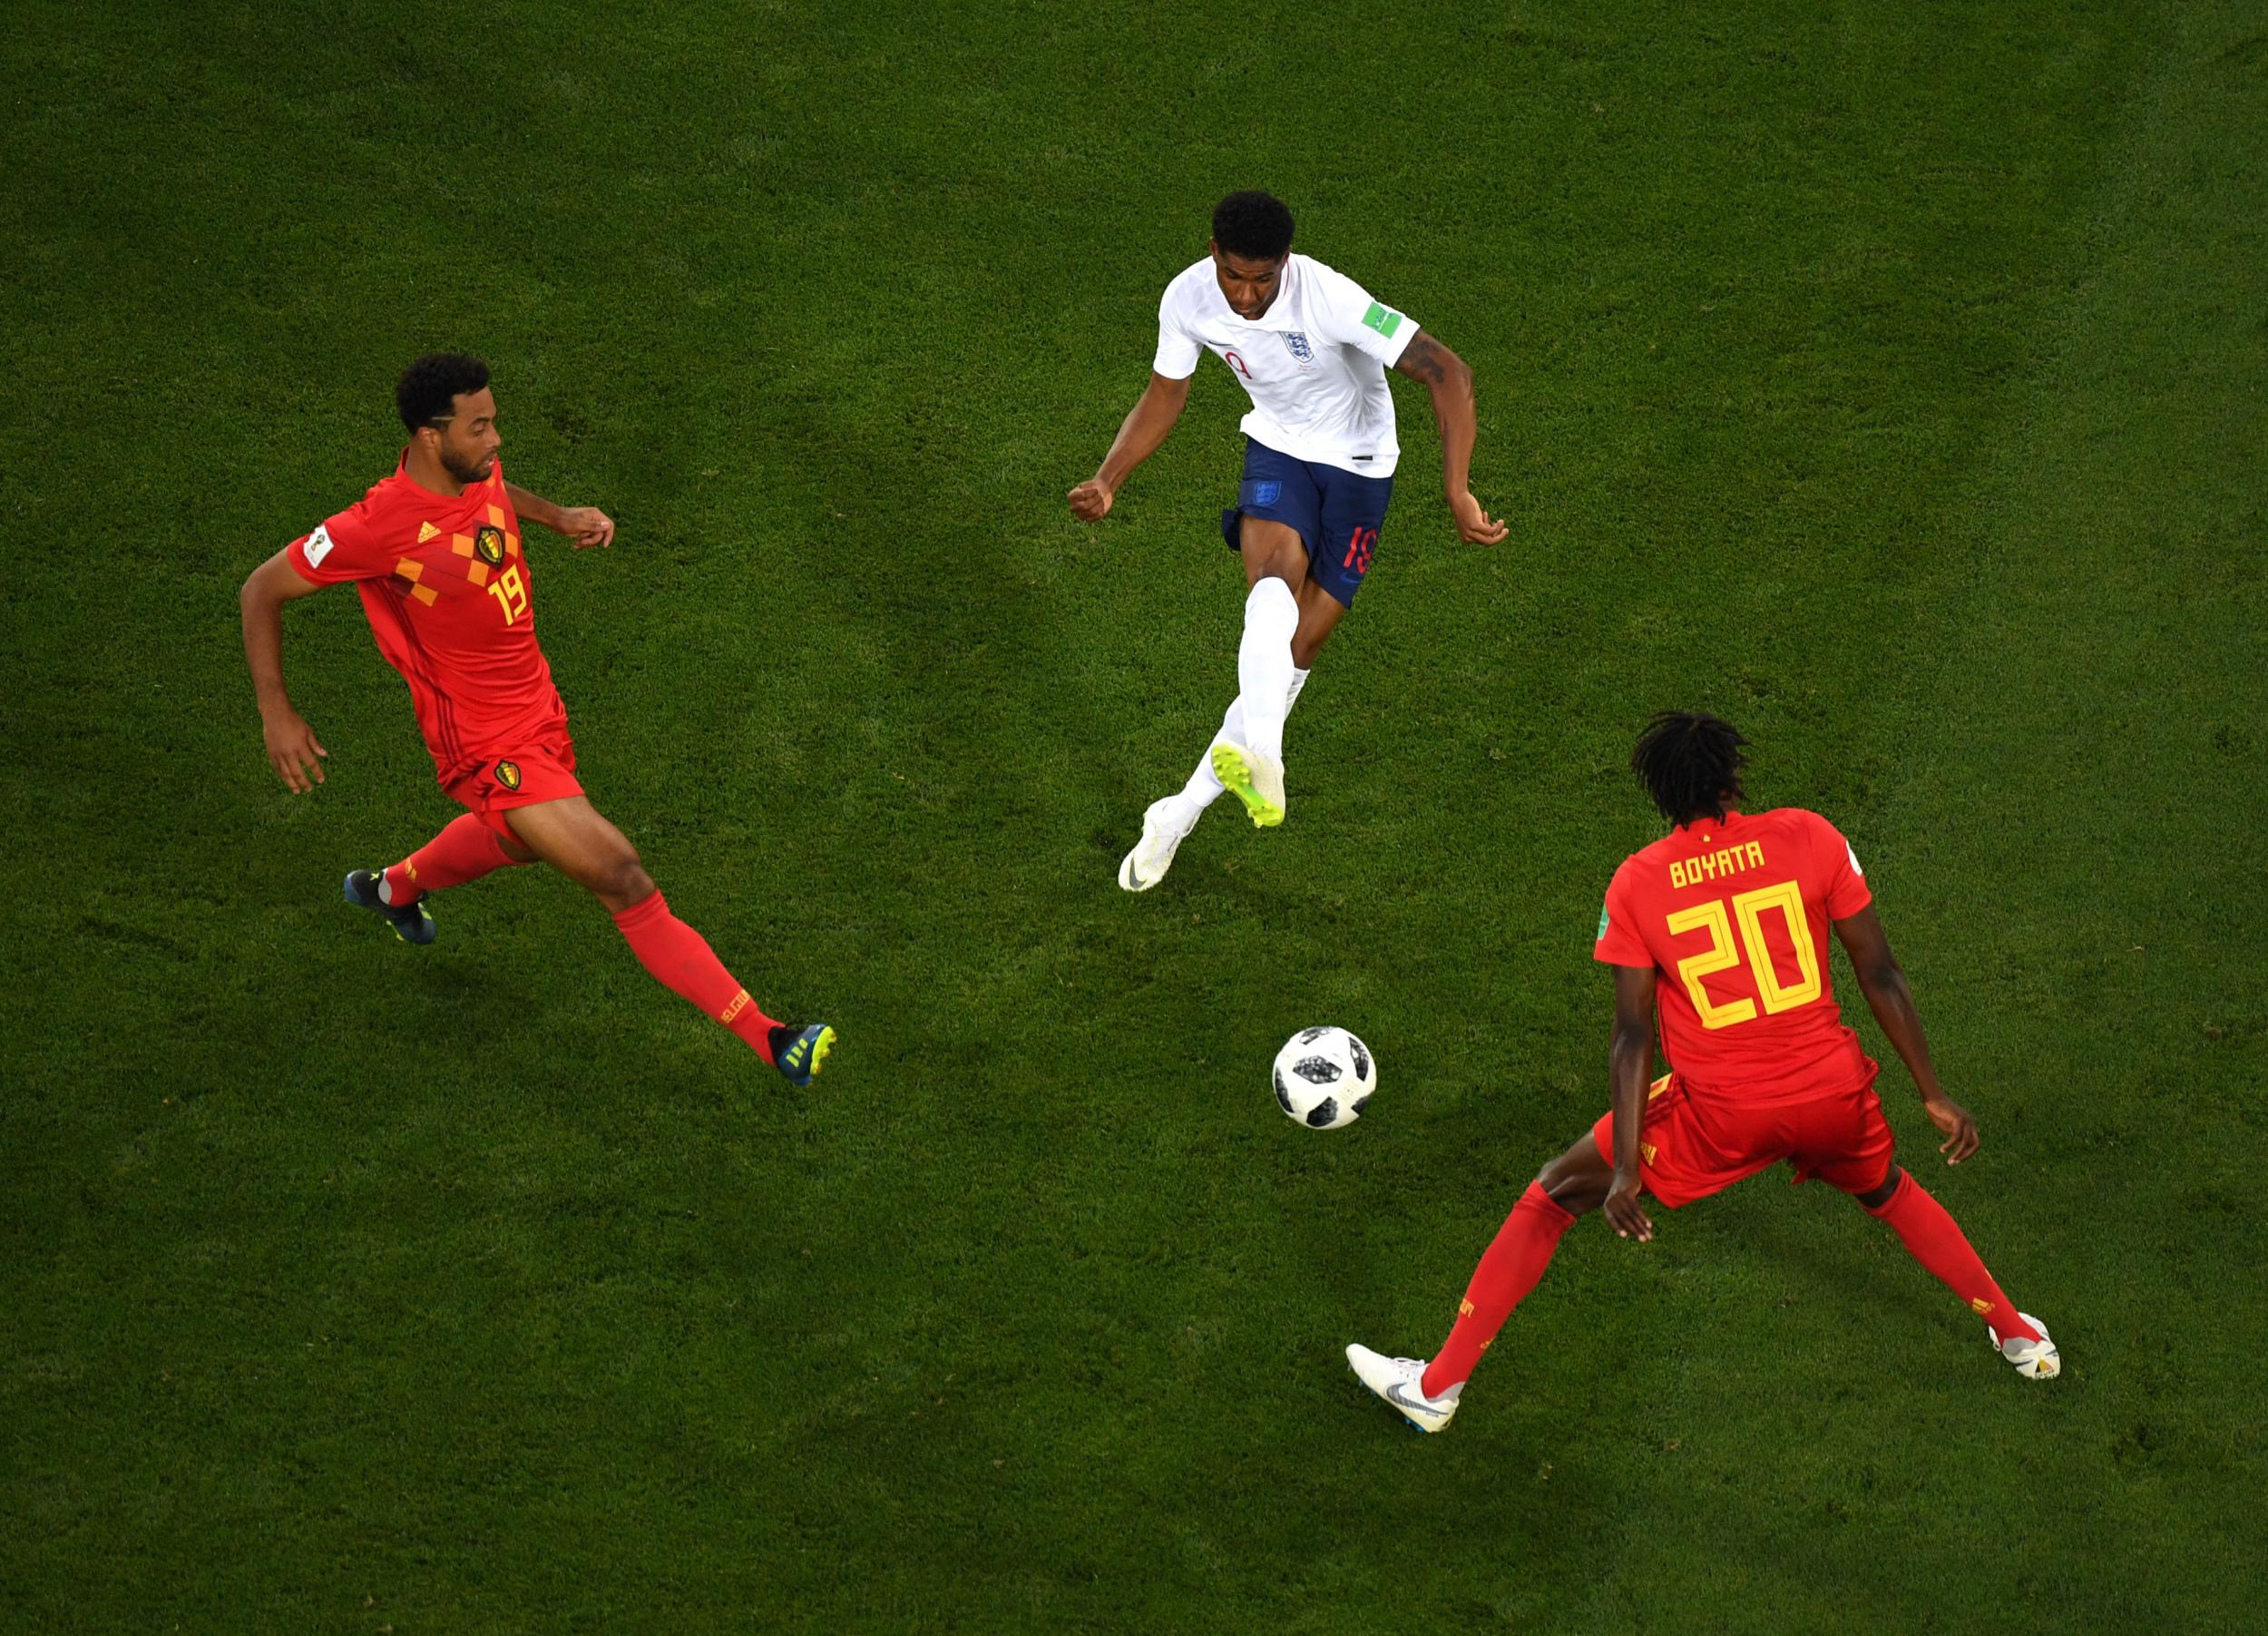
[
  {"left": 1347, "top": 711, "right": 2057, "bottom": 1432},
  {"left": 239, "top": 353, "right": 835, "bottom": 1086}
]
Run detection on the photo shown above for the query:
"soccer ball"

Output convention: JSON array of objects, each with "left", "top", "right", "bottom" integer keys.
[{"left": 1271, "top": 1026, "right": 1377, "bottom": 1130}]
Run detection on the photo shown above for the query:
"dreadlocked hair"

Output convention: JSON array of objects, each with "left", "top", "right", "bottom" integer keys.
[{"left": 1631, "top": 711, "right": 1748, "bottom": 827}]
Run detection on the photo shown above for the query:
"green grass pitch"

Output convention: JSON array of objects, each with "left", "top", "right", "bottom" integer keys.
[{"left": 5, "top": 1, "right": 2264, "bottom": 1628}]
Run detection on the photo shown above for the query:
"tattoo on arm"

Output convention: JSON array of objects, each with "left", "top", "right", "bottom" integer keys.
[{"left": 1393, "top": 332, "right": 1452, "bottom": 386}]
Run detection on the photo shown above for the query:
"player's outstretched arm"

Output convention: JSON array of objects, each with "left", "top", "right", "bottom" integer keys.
[
  {"left": 240, "top": 547, "right": 330, "bottom": 793},
  {"left": 1603, "top": 963, "right": 1657, "bottom": 1241},
  {"left": 1833, "top": 906, "right": 1980, "bottom": 1164},
  {"left": 505, "top": 480, "right": 615, "bottom": 550},
  {"left": 1392, "top": 332, "right": 1508, "bottom": 545},
  {"left": 1068, "top": 372, "right": 1191, "bottom": 522}
]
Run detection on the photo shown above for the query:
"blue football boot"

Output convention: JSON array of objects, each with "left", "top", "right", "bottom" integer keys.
[
  {"left": 768, "top": 1023, "right": 836, "bottom": 1087},
  {"left": 343, "top": 869, "right": 436, "bottom": 945}
]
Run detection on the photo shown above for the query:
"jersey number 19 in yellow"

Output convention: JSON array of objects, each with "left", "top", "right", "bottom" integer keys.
[
  {"left": 486, "top": 564, "right": 530, "bottom": 625},
  {"left": 1664, "top": 880, "right": 1822, "bottom": 1029}
]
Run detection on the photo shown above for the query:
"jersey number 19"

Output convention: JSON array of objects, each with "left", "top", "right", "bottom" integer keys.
[{"left": 486, "top": 564, "right": 530, "bottom": 625}]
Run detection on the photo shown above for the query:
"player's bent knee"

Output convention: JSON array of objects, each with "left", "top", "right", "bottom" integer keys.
[
  {"left": 1246, "top": 556, "right": 1306, "bottom": 595},
  {"left": 1240, "top": 523, "right": 1308, "bottom": 587},
  {"left": 1537, "top": 1141, "right": 1611, "bottom": 1214},
  {"left": 590, "top": 852, "right": 655, "bottom": 910},
  {"left": 1541, "top": 1173, "right": 1607, "bottom": 1215},
  {"left": 1854, "top": 1165, "right": 1903, "bottom": 1211}
]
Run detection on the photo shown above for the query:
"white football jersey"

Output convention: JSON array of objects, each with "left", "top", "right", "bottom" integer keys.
[{"left": 1152, "top": 253, "right": 1417, "bottom": 477}]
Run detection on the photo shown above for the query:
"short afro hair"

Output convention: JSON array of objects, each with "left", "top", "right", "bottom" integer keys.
[
  {"left": 396, "top": 353, "right": 490, "bottom": 435},
  {"left": 1212, "top": 191, "right": 1295, "bottom": 261},
  {"left": 1631, "top": 711, "right": 1749, "bottom": 827}
]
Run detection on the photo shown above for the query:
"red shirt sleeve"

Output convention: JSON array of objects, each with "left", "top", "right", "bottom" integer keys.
[
  {"left": 1592, "top": 859, "right": 1653, "bottom": 967},
  {"left": 1811, "top": 811, "right": 1874, "bottom": 919},
  {"left": 287, "top": 490, "right": 400, "bottom": 585}
]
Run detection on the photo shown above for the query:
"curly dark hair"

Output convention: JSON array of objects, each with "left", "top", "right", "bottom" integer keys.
[
  {"left": 1212, "top": 191, "right": 1295, "bottom": 261},
  {"left": 396, "top": 353, "right": 491, "bottom": 434},
  {"left": 1632, "top": 711, "right": 1749, "bottom": 827}
]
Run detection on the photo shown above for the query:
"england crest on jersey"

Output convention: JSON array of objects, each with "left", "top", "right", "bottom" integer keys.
[{"left": 1281, "top": 330, "right": 1315, "bottom": 368}]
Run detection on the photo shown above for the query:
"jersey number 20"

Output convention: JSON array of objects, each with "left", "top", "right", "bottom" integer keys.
[{"left": 1664, "top": 880, "right": 1823, "bottom": 1029}]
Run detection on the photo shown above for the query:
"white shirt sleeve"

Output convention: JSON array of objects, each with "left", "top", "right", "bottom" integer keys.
[
  {"left": 1151, "top": 280, "right": 1202, "bottom": 380},
  {"left": 1308, "top": 261, "right": 1417, "bottom": 367}
]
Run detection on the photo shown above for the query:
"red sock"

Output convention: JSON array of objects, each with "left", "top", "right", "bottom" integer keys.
[
  {"left": 1422, "top": 1181, "right": 1576, "bottom": 1398},
  {"left": 383, "top": 813, "right": 520, "bottom": 905},
  {"left": 611, "top": 891, "right": 780, "bottom": 1062},
  {"left": 1867, "top": 1170, "right": 2039, "bottom": 1343}
]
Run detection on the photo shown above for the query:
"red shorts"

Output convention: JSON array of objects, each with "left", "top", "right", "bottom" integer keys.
[
  {"left": 1590, "top": 1072, "right": 1893, "bottom": 1210},
  {"left": 444, "top": 736, "right": 582, "bottom": 843}
]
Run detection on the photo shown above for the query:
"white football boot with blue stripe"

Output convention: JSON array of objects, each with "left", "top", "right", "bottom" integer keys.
[{"left": 1346, "top": 1344, "right": 1458, "bottom": 1433}]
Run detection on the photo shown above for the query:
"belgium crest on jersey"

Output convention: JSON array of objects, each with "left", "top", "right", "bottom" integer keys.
[
  {"left": 474, "top": 525, "right": 506, "bottom": 566},
  {"left": 494, "top": 759, "right": 522, "bottom": 791}
]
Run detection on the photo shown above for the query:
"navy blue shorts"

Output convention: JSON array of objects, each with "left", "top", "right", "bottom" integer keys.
[{"left": 1219, "top": 437, "right": 1394, "bottom": 608}]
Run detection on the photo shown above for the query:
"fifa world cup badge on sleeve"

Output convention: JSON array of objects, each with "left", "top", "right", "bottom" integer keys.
[{"left": 304, "top": 524, "right": 336, "bottom": 568}]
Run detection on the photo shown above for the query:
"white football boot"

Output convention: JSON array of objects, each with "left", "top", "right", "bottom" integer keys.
[
  {"left": 1989, "top": 1312, "right": 2061, "bottom": 1379},
  {"left": 1118, "top": 798, "right": 1195, "bottom": 892},
  {"left": 1209, "top": 739, "right": 1286, "bottom": 828},
  {"left": 1345, "top": 1344, "right": 1458, "bottom": 1433}
]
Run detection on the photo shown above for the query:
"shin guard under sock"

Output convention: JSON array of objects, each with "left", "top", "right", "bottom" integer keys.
[
  {"left": 383, "top": 813, "right": 521, "bottom": 906},
  {"left": 1867, "top": 1170, "right": 2038, "bottom": 1343},
  {"left": 611, "top": 891, "right": 781, "bottom": 1062},
  {"left": 1422, "top": 1180, "right": 1576, "bottom": 1397}
]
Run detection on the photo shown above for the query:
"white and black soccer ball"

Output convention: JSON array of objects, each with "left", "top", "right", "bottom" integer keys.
[{"left": 1271, "top": 1026, "right": 1377, "bottom": 1131}]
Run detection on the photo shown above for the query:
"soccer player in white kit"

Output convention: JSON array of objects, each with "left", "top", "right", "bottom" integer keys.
[{"left": 1069, "top": 191, "right": 1508, "bottom": 890}]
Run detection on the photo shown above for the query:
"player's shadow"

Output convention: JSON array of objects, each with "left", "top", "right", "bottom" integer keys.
[{"left": 1714, "top": 1170, "right": 1979, "bottom": 1348}]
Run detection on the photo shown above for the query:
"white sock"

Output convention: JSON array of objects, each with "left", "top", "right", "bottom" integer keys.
[
  {"left": 1176, "top": 694, "right": 1249, "bottom": 817},
  {"left": 1175, "top": 666, "right": 1314, "bottom": 820},
  {"left": 1237, "top": 578, "right": 1299, "bottom": 765}
]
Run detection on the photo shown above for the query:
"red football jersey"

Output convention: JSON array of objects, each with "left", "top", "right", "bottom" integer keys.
[
  {"left": 1593, "top": 808, "right": 1875, "bottom": 1103},
  {"left": 288, "top": 456, "right": 567, "bottom": 787}
]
